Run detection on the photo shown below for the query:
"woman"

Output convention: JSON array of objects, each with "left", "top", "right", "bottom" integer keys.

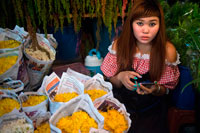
[{"left": 101, "top": 0, "right": 180, "bottom": 132}]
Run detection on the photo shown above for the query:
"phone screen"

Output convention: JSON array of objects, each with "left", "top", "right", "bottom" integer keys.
[{"left": 141, "top": 83, "right": 154, "bottom": 88}]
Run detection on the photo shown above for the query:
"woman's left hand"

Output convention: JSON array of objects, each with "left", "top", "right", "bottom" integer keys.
[{"left": 136, "top": 84, "right": 158, "bottom": 95}]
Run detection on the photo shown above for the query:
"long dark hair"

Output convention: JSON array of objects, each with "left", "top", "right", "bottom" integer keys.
[{"left": 116, "top": 0, "right": 166, "bottom": 81}]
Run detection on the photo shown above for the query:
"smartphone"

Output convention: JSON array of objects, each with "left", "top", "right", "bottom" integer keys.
[{"left": 141, "top": 82, "right": 155, "bottom": 88}]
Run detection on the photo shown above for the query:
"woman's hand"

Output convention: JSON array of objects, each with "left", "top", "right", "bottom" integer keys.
[
  {"left": 136, "top": 83, "right": 165, "bottom": 96},
  {"left": 136, "top": 84, "right": 157, "bottom": 95},
  {"left": 117, "top": 71, "right": 142, "bottom": 91}
]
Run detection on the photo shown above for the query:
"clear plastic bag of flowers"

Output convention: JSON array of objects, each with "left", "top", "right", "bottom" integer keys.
[
  {"left": 0, "top": 77, "right": 24, "bottom": 93},
  {"left": 19, "top": 92, "right": 48, "bottom": 121},
  {"left": 84, "top": 73, "right": 113, "bottom": 102},
  {"left": 50, "top": 94, "right": 104, "bottom": 133},
  {"left": 0, "top": 89, "right": 21, "bottom": 118},
  {"left": 0, "top": 111, "right": 34, "bottom": 133},
  {"left": 93, "top": 96, "right": 132, "bottom": 133}
]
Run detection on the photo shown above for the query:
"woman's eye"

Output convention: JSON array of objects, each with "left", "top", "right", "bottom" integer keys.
[
  {"left": 137, "top": 22, "right": 143, "bottom": 26},
  {"left": 149, "top": 23, "right": 156, "bottom": 27}
]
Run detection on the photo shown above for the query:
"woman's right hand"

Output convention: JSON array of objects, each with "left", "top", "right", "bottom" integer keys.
[{"left": 117, "top": 71, "right": 142, "bottom": 91}]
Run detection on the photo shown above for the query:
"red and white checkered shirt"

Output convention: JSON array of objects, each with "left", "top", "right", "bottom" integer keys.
[{"left": 101, "top": 45, "right": 180, "bottom": 89}]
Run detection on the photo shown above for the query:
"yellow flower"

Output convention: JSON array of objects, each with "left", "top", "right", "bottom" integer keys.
[
  {"left": 22, "top": 95, "right": 47, "bottom": 107},
  {"left": 84, "top": 89, "right": 107, "bottom": 101},
  {"left": 0, "top": 55, "right": 18, "bottom": 75},
  {"left": 99, "top": 109, "right": 128, "bottom": 133},
  {"left": 0, "top": 40, "right": 20, "bottom": 49},
  {"left": 54, "top": 92, "right": 78, "bottom": 102},
  {"left": 56, "top": 111, "right": 98, "bottom": 133},
  {"left": 0, "top": 86, "right": 13, "bottom": 90},
  {"left": 34, "top": 122, "right": 50, "bottom": 133},
  {"left": 0, "top": 98, "right": 20, "bottom": 117}
]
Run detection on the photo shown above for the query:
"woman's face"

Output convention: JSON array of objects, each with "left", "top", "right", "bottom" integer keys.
[{"left": 132, "top": 16, "right": 160, "bottom": 45}]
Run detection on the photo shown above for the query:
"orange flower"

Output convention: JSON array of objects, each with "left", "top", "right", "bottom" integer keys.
[
  {"left": 56, "top": 111, "right": 98, "bottom": 133},
  {"left": 0, "top": 98, "right": 20, "bottom": 117},
  {"left": 85, "top": 89, "right": 107, "bottom": 101},
  {"left": 54, "top": 92, "right": 78, "bottom": 102},
  {"left": 35, "top": 122, "right": 50, "bottom": 133},
  {"left": 22, "top": 95, "right": 47, "bottom": 107},
  {"left": 99, "top": 109, "right": 128, "bottom": 133}
]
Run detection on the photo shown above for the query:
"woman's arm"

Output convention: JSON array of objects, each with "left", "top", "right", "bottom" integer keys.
[
  {"left": 110, "top": 71, "right": 142, "bottom": 90},
  {"left": 109, "top": 74, "right": 123, "bottom": 88}
]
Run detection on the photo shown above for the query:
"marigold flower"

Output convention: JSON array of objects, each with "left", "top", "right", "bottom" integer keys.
[
  {"left": 22, "top": 95, "right": 47, "bottom": 107},
  {"left": 84, "top": 89, "right": 107, "bottom": 101},
  {"left": 56, "top": 111, "right": 98, "bottom": 133},
  {"left": 0, "top": 86, "right": 13, "bottom": 90},
  {"left": 0, "top": 98, "right": 20, "bottom": 117},
  {"left": 0, "top": 55, "right": 18, "bottom": 75},
  {"left": 0, "top": 40, "right": 20, "bottom": 49},
  {"left": 99, "top": 109, "right": 128, "bottom": 133},
  {"left": 34, "top": 122, "right": 50, "bottom": 133},
  {"left": 54, "top": 92, "right": 78, "bottom": 102}
]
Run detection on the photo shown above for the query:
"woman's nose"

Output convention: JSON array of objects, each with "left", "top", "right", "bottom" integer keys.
[{"left": 142, "top": 26, "right": 149, "bottom": 34}]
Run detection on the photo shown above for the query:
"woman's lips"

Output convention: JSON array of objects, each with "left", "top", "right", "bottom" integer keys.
[{"left": 141, "top": 36, "right": 149, "bottom": 40}]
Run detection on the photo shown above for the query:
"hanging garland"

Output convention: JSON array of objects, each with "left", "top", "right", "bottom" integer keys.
[{"left": 1, "top": 0, "right": 135, "bottom": 45}]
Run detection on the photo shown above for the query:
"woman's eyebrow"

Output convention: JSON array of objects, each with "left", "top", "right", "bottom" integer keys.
[{"left": 150, "top": 19, "right": 158, "bottom": 22}]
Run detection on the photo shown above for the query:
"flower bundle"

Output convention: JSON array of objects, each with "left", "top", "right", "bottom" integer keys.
[
  {"left": 0, "top": 55, "right": 18, "bottom": 75},
  {"left": 84, "top": 89, "right": 107, "bottom": 101},
  {"left": 0, "top": 118, "right": 34, "bottom": 133},
  {"left": 56, "top": 110, "right": 98, "bottom": 133},
  {"left": 34, "top": 122, "right": 50, "bottom": 133},
  {"left": 0, "top": 40, "right": 21, "bottom": 49},
  {"left": 54, "top": 92, "right": 78, "bottom": 102},
  {"left": 99, "top": 109, "right": 128, "bottom": 133},
  {"left": 0, "top": 98, "right": 20, "bottom": 117},
  {"left": 22, "top": 95, "right": 47, "bottom": 107}
]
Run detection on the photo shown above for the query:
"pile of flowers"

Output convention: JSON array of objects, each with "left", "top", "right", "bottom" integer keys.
[
  {"left": 0, "top": 55, "right": 18, "bottom": 75},
  {"left": 56, "top": 111, "right": 98, "bottom": 133},
  {"left": 0, "top": 86, "right": 12, "bottom": 90},
  {"left": 0, "top": 97, "right": 20, "bottom": 117},
  {"left": 22, "top": 95, "right": 47, "bottom": 107},
  {"left": 0, "top": 118, "right": 34, "bottom": 133},
  {"left": 99, "top": 109, "right": 128, "bottom": 133},
  {"left": 54, "top": 92, "right": 78, "bottom": 102},
  {"left": 0, "top": 40, "right": 21, "bottom": 49},
  {"left": 34, "top": 122, "right": 50, "bottom": 133},
  {"left": 85, "top": 89, "right": 107, "bottom": 101}
]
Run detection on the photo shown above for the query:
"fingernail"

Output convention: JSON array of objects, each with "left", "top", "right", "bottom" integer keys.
[
  {"left": 154, "top": 81, "right": 157, "bottom": 84},
  {"left": 134, "top": 81, "right": 137, "bottom": 84},
  {"left": 139, "top": 75, "right": 142, "bottom": 78},
  {"left": 134, "top": 77, "right": 138, "bottom": 80},
  {"left": 133, "top": 84, "right": 137, "bottom": 87},
  {"left": 132, "top": 87, "right": 137, "bottom": 91},
  {"left": 138, "top": 83, "right": 141, "bottom": 87}
]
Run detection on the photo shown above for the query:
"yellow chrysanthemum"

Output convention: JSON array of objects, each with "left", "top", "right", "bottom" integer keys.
[
  {"left": 0, "top": 86, "right": 13, "bottom": 90},
  {"left": 84, "top": 89, "right": 107, "bottom": 101},
  {"left": 56, "top": 111, "right": 98, "bottom": 133},
  {"left": 22, "top": 95, "right": 47, "bottom": 107},
  {"left": 0, "top": 40, "right": 20, "bottom": 49},
  {"left": 99, "top": 109, "right": 128, "bottom": 133},
  {"left": 0, "top": 98, "right": 20, "bottom": 117},
  {"left": 0, "top": 55, "right": 18, "bottom": 75},
  {"left": 34, "top": 122, "right": 50, "bottom": 133},
  {"left": 54, "top": 92, "right": 78, "bottom": 102}
]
